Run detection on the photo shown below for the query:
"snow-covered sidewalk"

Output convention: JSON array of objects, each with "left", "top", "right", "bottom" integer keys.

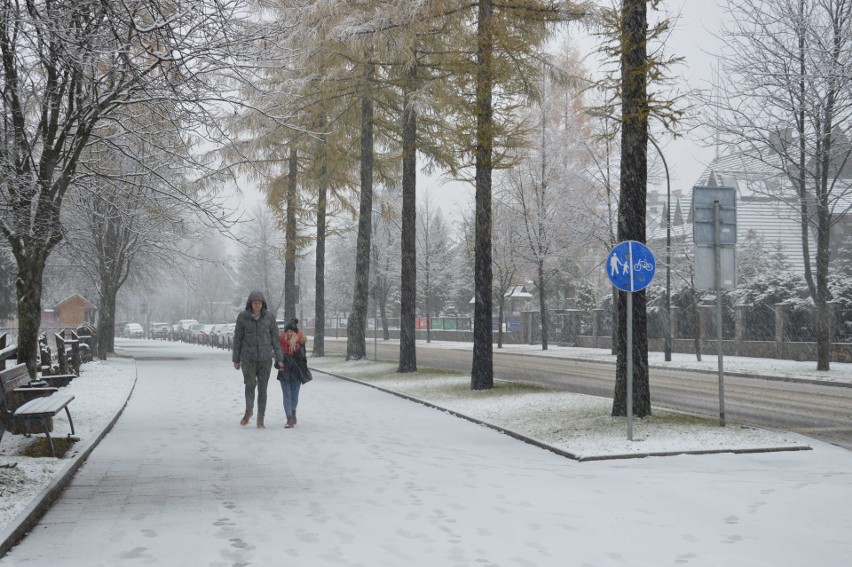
[
  {"left": 1, "top": 339, "right": 850, "bottom": 567},
  {"left": 0, "top": 357, "right": 136, "bottom": 536}
]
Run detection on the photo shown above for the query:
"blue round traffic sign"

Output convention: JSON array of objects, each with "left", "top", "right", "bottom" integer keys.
[{"left": 606, "top": 240, "right": 656, "bottom": 292}]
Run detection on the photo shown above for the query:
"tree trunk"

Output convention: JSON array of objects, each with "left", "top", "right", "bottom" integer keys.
[
  {"left": 398, "top": 66, "right": 418, "bottom": 373},
  {"left": 815, "top": 205, "right": 832, "bottom": 370},
  {"left": 471, "top": 0, "right": 494, "bottom": 391},
  {"left": 537, "top": 259, "right": 548, "bottom": 351},
  {"left": 613, "top": 0, "right": 651, "bottom": 418},
  {"left": 284, "top": 145, "right": 298, "bottom": 322},
  {"left": 538, "top": 74, "right": 548, "bottom": 352},
  {"left": 425, "top": 272, "right": 432, "bottom": 344},
  {"left": 497, "top": 297, "right": 504, "bottom": 348},
  {"left": 15, "top": 262, "right": 46, "bottom": 378},
  {"left": 97, "top": 287, "right": 118, "bottom": 361},
  {"left": 380, "top": 300, "right": 390, "bottom": 340},
  {"left": 347, "top": 67, "right": 374, "bottom": 360},
  {"left": 313, "top": 164, "right": 328, "bottom": 357}
]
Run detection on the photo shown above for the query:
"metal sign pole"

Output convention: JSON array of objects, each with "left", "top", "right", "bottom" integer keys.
[
  {"left": 714, "top": 201, "right": 726, "bottom": 427},
  {"left": 626, "top": 291, "right": 633, "bottom": 441}
]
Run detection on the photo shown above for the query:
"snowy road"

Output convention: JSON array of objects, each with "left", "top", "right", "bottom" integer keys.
[{"left": 2, "top": 341, "right": 851, "bottom": 566}]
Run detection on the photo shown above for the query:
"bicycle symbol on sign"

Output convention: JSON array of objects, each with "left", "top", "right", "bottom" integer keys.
[{"left": 633, "top": 258, "right": 653, "bottom": 272}]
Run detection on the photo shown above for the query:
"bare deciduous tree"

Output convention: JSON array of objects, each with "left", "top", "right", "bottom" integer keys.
[
  {"left": 711, "top": 0, "right": 852, "bottom": 370},
  {"left": 0, "top": 0, "right": 258, "bottom": 374}
]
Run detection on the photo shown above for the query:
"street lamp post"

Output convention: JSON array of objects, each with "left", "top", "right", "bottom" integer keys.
[{"left": 649, "top": 137, "right": 672, "bottom": 361}]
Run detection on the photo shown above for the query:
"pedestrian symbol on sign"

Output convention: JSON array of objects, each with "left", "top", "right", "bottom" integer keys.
[
  {"left": 606, "top": 241, "right": 656, "bottom": 293},
  {"left": 609, "top": 251, "right": 632, "bottom": 277}
]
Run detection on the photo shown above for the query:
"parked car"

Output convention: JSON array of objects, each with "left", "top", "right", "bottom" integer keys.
[
  {"left": 197, "top": 324, "right": 218, "bottom": 346},
  {"left": 150, "top": 322, "right": 170, "bottom": 339},
  {"left": 123, "top": 323, "right": 144, "bottom": 339},
  {"left": 187, "top": 323, "right": 206, "bottom": 344},
  {"left": 176, "top": 319, "right": 200, "bottom": 342},
  {"left": 208, "top": 323, "right": 230, "bottom": 348}
]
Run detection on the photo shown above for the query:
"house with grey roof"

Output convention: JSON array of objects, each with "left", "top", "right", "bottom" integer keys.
[{"left": 649, "top": 149, "right": 852, "bottom": 279}]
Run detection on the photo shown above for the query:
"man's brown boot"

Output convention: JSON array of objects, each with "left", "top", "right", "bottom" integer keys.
[
  {"left": 292, "top": 410, "right": 297, "bottom": 425},
  {"left": 240, "top": 410, "right": 252, "bottom": 426},
  {"left": 257, "top": 416, "right": 265, "bottom": 429}
]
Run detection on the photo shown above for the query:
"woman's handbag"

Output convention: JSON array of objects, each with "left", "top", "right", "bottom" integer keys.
[{"left": 295, "top": 348, "right": 312, "bottom": 384}]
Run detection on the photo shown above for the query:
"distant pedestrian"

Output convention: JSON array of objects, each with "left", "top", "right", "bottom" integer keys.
[
  {"left": 278, "top": 319, "right": 311, "bottom": 428},
  {"left": 232, "top": 291, "right": 283, "bottom": 429}
]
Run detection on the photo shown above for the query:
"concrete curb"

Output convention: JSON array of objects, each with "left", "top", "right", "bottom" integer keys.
[
  {"left": 312, "top": 366, "right": 812, "bottom": 463},
  {"left": 0, "top": 361, "right": 138, "bottom": 558}
]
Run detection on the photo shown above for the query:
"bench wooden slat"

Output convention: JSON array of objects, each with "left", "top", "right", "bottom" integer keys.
[
  {"left": 0, "top": 364, "right": 30, "bottom": 391},
  {"left": 14, "top": 395, "right": 74, "bottom": 416},
  {"left": 13, "top": 386, "right": 58, "bottom": 400}
]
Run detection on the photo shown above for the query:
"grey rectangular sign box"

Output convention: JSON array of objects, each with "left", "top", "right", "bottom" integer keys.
[
  {"left": 693, "top": 186, "right": 737, "bottom": 245},
  {"left": 695, "top": 245, "right": 737, "bottom": 290}
]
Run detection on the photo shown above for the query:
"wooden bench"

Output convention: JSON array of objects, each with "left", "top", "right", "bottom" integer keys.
[
  {"left": 55, "top": 331, "right": 81, "bottom": 376},
  {"left": 1, "top": 364, "right": 76, "bottom": 457},
  {"left": 3, "top": 358, "right": 73, "bottom": 389},
  {"left": 1, "top": 363, "right": 50, "bottom": 396}
]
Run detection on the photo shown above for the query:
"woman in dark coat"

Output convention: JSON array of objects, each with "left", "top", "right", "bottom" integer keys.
[{"left": 278, "top": 319, "right": 309, "bottom": 428}]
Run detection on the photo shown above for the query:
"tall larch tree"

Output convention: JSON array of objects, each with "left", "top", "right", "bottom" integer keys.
[
  {"left": 440, "top": 1, "right": 586, "bottom": 390},
  {"left": 593, "top": 0, "right": 686, "bottom": 417},
  {"left": 613, "top": 0, "right": 651, "bottom": 417}
]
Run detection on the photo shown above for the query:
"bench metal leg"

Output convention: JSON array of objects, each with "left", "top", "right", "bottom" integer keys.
[
  {"left": 40, "top": 419, "right": 56, "bottom": 457},
  {"left": 64, "top": 406, "right": 75, "bottom": 436}
]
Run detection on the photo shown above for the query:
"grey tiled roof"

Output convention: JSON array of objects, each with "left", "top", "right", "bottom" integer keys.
[
  {"left": 646, "top": 152, "right": 814, "bottom": 272},
  {"left": 694, "top": 153, "right": 815, "bottom": 272}
]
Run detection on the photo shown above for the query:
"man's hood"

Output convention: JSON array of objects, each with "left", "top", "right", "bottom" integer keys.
[{"left": 245, "top": 290, "right": 267, "bottom": 312}]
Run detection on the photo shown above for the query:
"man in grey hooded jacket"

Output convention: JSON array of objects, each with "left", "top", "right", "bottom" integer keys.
[{"left": 232, "top": 290, "right": 283, "bottom": 428}]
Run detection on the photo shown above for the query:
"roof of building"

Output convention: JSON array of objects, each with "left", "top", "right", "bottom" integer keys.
[
  {"left": 647, "top": 150, "right": 819, "bottom": 271},
  {"left": 53, "top": 293, "right": 96, "bottom": 310}
]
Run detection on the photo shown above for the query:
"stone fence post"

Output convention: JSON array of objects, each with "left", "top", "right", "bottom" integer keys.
[
  {"left": 700, "top": 305, "right": 715, "bottom": 342},
  {"left": 775, "top": 303, "right": 789, "bottom": 343},
  {"left": 669, "top": 306, "right": 680, "bottom": 342},
  {"left": 829, "top": 301, "right": 839, "bottom": 341},
  {"left": 735, "top": 304, "right": 747, "bottom": 343}
]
